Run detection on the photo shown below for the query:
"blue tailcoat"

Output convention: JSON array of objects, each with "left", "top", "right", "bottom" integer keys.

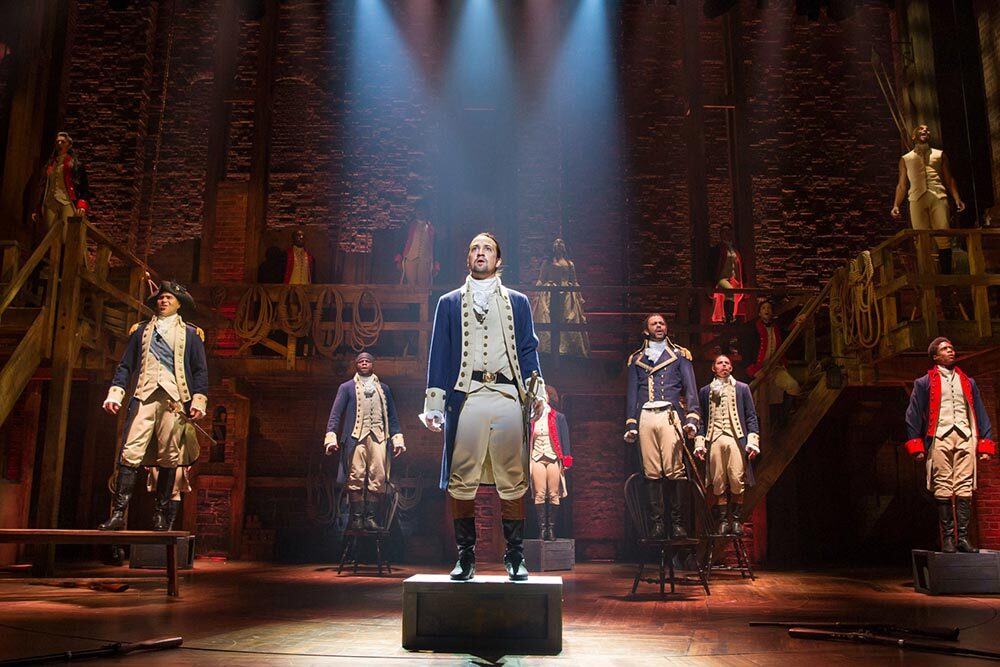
[
  {"left": 427, "top": 286, "right": 541, "bottom": 490},
  {"left": 326, "top": 379, "right": 402, "bottom": 484},
  {"left": 625, "top": 343, "right": 701, "bottom": 432},
  {"left": 698, "top": 380, "right": 759, "bottom": 486}
]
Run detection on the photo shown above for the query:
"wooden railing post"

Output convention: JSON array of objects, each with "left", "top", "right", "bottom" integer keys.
[
  {"left": 966, "top": 230, "right": 992, "bottom": 338},
  {"left": 914, "top": 232, "right": 939, "bottom": 340},
  {"left": 34, "top": 217, "right": 86, "bottom": 572}
]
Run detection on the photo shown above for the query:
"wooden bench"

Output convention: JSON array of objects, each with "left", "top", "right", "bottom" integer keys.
[{"left": 0, "top": 529, "right": 191, "bottom": 597}]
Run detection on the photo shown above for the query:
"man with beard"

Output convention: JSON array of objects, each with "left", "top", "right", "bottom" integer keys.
[
  {"left": 421, "top": 232, "right": 545, "bottom": 581},
  {"left": 905, "top": 338, "right": 994, "bottom": 553},
  {"left": 624, "top": 314, "right": 700, "bottom": 539},
  {"left": 324, "top": 352, "right": 405, "bottom": 531},
  {"left": 891, "top": 124, "right": 965, "bottom": 273}
]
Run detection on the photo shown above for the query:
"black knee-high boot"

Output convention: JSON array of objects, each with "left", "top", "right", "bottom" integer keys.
[
  {"left": 955, "top": 497, "right": 978, "bottom": 553},
  {"left": 668, "top": 480, "right": 688, "bottom": 539},
  {"left": 545, "top": 504, "right": 559, "bottom": 541},
  {"left": 645, "top": 478, "right": 666, "bottom": 539},
  {"left": 450, "top": 517, "right": 477, "bottom": 580},
  {"left": 937, "top": 499, "right": 957, "bottom": 553},
  {"left": 99, "top": 466, "right": 140, "bottom": 530},
  {"left": 152, "top": 467, "right": 177, "bottom": 531},
  {"left": 501, "top": 498, "right": 528, "bottom": 581}
]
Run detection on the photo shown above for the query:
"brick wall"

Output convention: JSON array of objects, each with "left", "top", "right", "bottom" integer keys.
[{"left": 977, "top": 1, "right": 1000, "bottom": 208}]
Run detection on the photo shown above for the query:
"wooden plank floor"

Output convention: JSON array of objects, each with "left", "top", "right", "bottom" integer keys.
[{"left": 1, "top": 561, "right": 998, "bottom": 665}]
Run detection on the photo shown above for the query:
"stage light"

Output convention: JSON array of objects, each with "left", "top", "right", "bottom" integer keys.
[{"left": 703, "top": 0, "right": 738, "bottom": 19}]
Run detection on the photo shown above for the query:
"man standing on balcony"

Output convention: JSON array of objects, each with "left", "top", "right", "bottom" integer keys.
[
  {"left": 421, "top": 232, "right": 545, "bottom": 582},
  {"left": 283, "top": 228, "right": 315, "bottom": 284},
  {"left": 624, "top": 314, "right": 700, "bottom": 539},
  {"left": 891, "top": 124, "right": 965, "bottom": 274},
  {"left": 99, "top": 281, "right": 208, "bottom": 531},
  {"left": 905, "top": 337, "right": 994, "bottom": 553},
  {"left": 33, "top": 131, "right": 90, "bottom": 230},
  {"left": 324, "top": 352, "right": 405, "bottom": 531},
  {"left": 695, "top": 354, "right": 759, "bottom": 536}
]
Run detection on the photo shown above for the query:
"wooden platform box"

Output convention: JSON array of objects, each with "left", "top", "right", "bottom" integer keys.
[
  {"left": 523, "top": 539, "right": 575, "bottom": 572},
  {"left": 130, "top": 536, "right": 196, "bottom": 570},
  {"left": 402, "top": 574, "right": 562, "bottom": 654},
  {"left": 912, "top": 549, "right": 1000, "bottom": 595}
]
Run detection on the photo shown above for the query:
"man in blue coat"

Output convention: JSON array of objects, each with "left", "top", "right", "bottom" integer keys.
[
  {"left": 100, "top": 281, "right": 208, "bottom": 531},
  {"left": 905, "top": 337, "right": 994, "bottom": 552},
  {"left": 694, "top": 355, "right": 760, "bottom": 536},
  {"left": 624, "top": 313, "right": 700, "bottom": 539},
  {"left": 421, "top": 232, "right": 545, "bottom": 581},
  {"left": 324, "top": 352, "right": 405, "bottom": 531}
]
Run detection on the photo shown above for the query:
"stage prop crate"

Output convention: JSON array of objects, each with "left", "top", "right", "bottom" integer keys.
[
  {"left": 130, "top": 535, "right": 196, "bottom": 570},
  {"left": 523, "top": 538, "right": 575, "bottom": 572},
  {"left": 912, "top": 549, "right": 1000, "bottom": 595}
]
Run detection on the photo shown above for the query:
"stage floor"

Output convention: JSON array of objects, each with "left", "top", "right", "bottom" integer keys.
[{"left": 0, "top": 560, "right": 998, "bottom": 665}]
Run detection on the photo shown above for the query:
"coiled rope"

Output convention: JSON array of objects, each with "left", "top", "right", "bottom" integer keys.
[
  {"left": 312, "top": 287, "right": 345, "bottom": 357},
  {"left": 234, "top": 285, "right": 274, "bottom": 354},
  {"left": 275, "top": 285, "right": 312, "bottom": 337},
  {"left": 350, "top": 288, "right": 383, "bottom": 351},
  {"left": 832, "top": 250, "right": 882, "bottom": 350}
]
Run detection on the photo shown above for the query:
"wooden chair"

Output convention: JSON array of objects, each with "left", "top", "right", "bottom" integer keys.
[
  {"left": 623, "top": 473, "right": 710, "bottom": 596},
  {"left": 337, "top": 484, "right": 399, "bottom": 575}
]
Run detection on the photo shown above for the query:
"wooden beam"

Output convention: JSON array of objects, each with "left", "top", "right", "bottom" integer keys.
[
  {"left": 34, "top": 217, "right": 85, "bottom": 571},
  {"left": 679, "top": 0, "right": 710, "bottom": 289}
]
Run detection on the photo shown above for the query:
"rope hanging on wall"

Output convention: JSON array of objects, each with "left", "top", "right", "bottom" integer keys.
[
  {"left": 275, "top": 285, "right": 312, "bottom": 337},
  {"left": 234, "top": 285, "right": 275, "bottom": 354},
  {"left": 350, "top": 289, "right": 383, "bottom": 352},
  {"left": 312, "top": 287, "right": 344, "bottom": 357},
  {"left": 832, "top": 250, "right": 882, "bottom": 350}
]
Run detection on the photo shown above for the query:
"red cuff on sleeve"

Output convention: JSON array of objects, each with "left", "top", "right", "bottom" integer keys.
[
  {"left": 977, "top": 439, "right": 996, "bottom": 456},
  {"left": 76, "top": 199, "right": 88, "bottom": 211},
  {"left": 904, "top": 438, "right": 925, "bottom": 456},
  {"left": 561, "top": 455, "right": 573, "bottom": 469}
]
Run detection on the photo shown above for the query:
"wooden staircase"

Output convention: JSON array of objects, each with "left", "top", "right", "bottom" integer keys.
[{"left": 737, "top": 228, "right": 1000, "bottom": 515}]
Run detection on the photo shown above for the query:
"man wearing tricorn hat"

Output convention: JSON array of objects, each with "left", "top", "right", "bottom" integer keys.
[
  {"left": 324, "top": 352, "right": 405, "bottom": 531},
  {"left": 905, "top": 337, "right": 994, "bottom": 553},
  {"left": 99, "top": 281, "right": 208, "bottom": 531}
]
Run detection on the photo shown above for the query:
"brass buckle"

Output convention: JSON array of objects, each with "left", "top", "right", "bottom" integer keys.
[{"left": 482, "top": 371, "right": 496, "bottom": 384}]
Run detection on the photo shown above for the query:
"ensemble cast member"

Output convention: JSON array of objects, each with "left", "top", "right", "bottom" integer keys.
[
  {"left": 891, "top": 124, "right": 965, "bottom": 273},
  {"left": 399, "top": 202, "right": 435, "bottom": 286},
  {"left": 283, "top": 228, "right": 316, "bottom": 284},
  {"left": 624, "top": 314, "right": 700, "bottom": 539},
  {"left": 905, "top": 337, "right": 994, "bottom": 553},
  {"left": 532, "top": 238, "right": 590, "bottom": 357},
  {"left": 324, "top": 352, "right": 405, "bottom": 531},
  {"left": 421, "top": 232, "right": 545, "bottom": 581},
  {"left": 34, "top": 131, "right": 91, "bottom": 229},
  {"left": 530, "top": 386, "right": 572, "bottom": 541},
  {"left": 743, "top": 300, "right": 802, "bottom": 415},
  {"left": 694, "top": 355, "right": 760, "bottom": 536},
  {"left": 709, "top": 223, "right": 745, "bottom": 324},
  {"left": 99, "top": 281, "right": 208, "bottom": 531}
]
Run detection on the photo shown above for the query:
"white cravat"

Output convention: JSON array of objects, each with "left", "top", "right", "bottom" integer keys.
[
  {"left": 155, "top": 313, "right": 179, "bottom": 338},
  {"left": 468, "top": 275, "right": 499, "bottom": 317},
  {"left": 645, "top": 339, "right": 667, "bottom": 363}
]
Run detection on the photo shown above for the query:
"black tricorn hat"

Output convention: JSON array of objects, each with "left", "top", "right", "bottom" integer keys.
[{"left": 147, "top": 280, "right": 196, "bottom": 313}]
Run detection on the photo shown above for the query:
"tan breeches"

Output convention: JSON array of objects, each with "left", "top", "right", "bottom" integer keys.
[
  {"left": 766, "top": 366, "right": 801, "bottom": 404},
  {"left": 43, "top": 200, "right": 75, "bottom": 229},
  {"left": 120, "top": 388, "right": 182, "bottom": 468},
  {"left": 347, "top": 433, "right": 387, "bottom": 494},
  {"left": 402, "top": 256, "right": 433, "bottom": 286},
  {"left": 709, "top": 433, "right": 746, "bottom": 496},
  {"left": 448, "top": 388, "right": 526, "bottom": 501},
  {"left": 638, "top": 408, "right": 686, "bottom": 480},
  {"left": 909, "top": 191, "right": 950, "bottom": 249},
  {"left": 928, "top": 430, "right": 976, "bottom": 498},
  {"left": 531, "top": 458, "right": 561, "bottom": 504}
]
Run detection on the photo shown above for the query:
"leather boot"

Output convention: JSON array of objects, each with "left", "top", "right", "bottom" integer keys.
[
  {"left": 937, "top": 499, "right": 957, "bottom": 553},
  {"left": 723, "top": 299, "right": 735, "bottom": 324},
  {"left": 534, "top": 503, "right": 547, "bottom": 539},
  {"left": 152, "top": 467, "right": 177, "bottom": 531},
  {"left": 449, "top": 517, "right": 476, "bottom": 581},
  {"left": 347, "top": 502, "right": 363, "bottom": 531},
  {"left": 363, "top": 497, "right": 382, "bottom": 531},
  {"left": 645, "top": 478, "right": 666, "bottom": 539},
  {"left": 955, "top": 497, "right": 979, "bottom": 553},
  {"left": 668, "top": 480, "right": 688, "bottom": 539},
  {"left": 165, "top": 500, "right": 181, "bottom": 531},
  {"left": 714, "top": 503, "right": 730, "bottom": 536},
  {"left": 99, "top": 466, "right": 140, "bottom": 530},
  {"left": 502, "top": 519, "right": 529, "bottom": 581},
  {"left": 729, "top": 503, "right": 744, "bottom": 536},
  {"left": 545, "top": 504, "right": 559, "bottom": 541}
]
